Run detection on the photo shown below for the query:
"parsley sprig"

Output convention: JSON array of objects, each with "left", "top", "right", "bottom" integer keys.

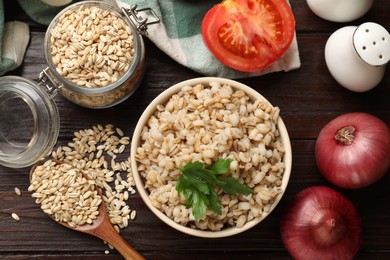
[{"left": 175, "top": 158, "right": 252, "bottom": 222}]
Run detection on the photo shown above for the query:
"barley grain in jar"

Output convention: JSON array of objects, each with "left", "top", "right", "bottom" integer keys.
[{"left": 44, "top": 1, "right": 149, "bottom": 108}]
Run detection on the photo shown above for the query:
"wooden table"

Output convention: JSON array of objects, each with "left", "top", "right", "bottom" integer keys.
[{"left": 1, "top": 1, "right": 389, "bottom": 259}]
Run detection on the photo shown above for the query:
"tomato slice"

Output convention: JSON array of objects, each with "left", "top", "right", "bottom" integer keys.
[{"left": 201, "top": 0, "right": 296, "bottom": 72}]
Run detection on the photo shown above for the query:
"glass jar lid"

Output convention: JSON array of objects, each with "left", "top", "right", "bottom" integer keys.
[{"left": 0, "top": 76, "right": 60, "bottom": 168}]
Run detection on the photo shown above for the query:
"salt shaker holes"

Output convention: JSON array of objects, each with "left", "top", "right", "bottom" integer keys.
[
  {"left": 361, "top": 30, "right": 388, "bottom": 61},
  {"left": 353, "top": 22, "right": 390, "bottom": 67}
]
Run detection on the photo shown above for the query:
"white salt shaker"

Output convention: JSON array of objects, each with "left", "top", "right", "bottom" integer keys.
[
  {"left": 306, "top": 0, "right": 374, "bottom": 22},
  {"left": 324, "top": 22, "right": 390, "bottom": 92}
]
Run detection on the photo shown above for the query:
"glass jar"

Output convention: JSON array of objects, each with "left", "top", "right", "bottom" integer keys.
[
  {"left": 0, "top": 1, "right": 159, "bottom": 168},
  {"left": 0, "top": 76, "right": 60, "bottom": 168},
  {"left": 43, "top": 1, "right": 159, "bottom": 109}
]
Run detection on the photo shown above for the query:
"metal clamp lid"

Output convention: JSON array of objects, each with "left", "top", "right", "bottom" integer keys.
[
  {"left": 122, "top": 5, "right": 160, "bottom": 36},
  {"left": 37, "top": 67, "right": 62, "bottom": 99}
]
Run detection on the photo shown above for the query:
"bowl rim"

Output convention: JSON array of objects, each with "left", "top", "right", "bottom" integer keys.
[{"left": 130, "top": 77, "right": 292, "bottom": 238}]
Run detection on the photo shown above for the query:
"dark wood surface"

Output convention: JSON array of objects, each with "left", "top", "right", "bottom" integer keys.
[{"left": 1, "top": 1, "right": 389, "bottom": 259}]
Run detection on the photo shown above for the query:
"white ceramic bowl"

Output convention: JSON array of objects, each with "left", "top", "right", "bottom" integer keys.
[{"left": 130, "top": 77, "right": 292, "bottom": 238}]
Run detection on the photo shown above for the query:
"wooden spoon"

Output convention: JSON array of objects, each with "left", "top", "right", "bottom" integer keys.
[{"left": 30, "top": 159, "right": 145, "bottom": 260}]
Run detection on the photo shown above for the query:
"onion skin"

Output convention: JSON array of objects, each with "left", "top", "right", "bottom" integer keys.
[
  {"left": 280, "top": 186, "right": 362, "bottom": 260},
  {"left": 315, "top": 112, "right": 390, "bottom": 189}
]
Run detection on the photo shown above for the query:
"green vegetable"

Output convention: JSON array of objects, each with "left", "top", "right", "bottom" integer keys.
[{"left": 176, "top": 158, "right": 252, "bottom": 222}]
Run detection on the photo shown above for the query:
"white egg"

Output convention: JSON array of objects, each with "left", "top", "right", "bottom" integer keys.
[{"left": 306, "top": 0, "right": 374, "bottom": 22}]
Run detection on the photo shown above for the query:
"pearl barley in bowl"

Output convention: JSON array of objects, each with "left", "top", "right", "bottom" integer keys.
[{"left": 130, "top": 77, "right": 292, "bottom": 238}]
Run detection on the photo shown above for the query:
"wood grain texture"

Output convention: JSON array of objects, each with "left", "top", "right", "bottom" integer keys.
[{"left": 1, "top": 0, "right": 389, "bottom": 259}]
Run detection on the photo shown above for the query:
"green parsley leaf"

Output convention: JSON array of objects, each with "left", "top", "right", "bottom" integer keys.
[
  {"left": 206, "top": 158, "right": 232, "bottom": 175},
  {"left": 185, "top": 188, "right": 208, "bottom": 221},
  {"left": 217, "top": 176, "right": 252, "bottom": 196},
  {"left": 207, "top": 188, "right": 222, "bottom": 215},
  {"left": 175, "top": 158, "right": 252, "bottom": 222},
  {"left": 186, "top": 168, "right": 218, "bottom": 187},
  {"left": 181, "top": 161, "right": 203, "bottom": 172}
]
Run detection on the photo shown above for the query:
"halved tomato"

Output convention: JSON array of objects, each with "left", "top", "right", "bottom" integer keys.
[{"left": 201, "top": 0, "right": 296, "bottom": 72}]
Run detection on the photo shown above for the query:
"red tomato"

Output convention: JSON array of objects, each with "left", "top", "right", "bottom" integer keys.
[{"left": 201, "top": 0, "right": 296, "bottom": 72}]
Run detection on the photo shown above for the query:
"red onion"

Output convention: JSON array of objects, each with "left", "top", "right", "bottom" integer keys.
[
  {"left": 315, "top": 112, "right": 390, "bottom": 189},
  {"left": 280, "top": 186, "right": 362, "bottom": 260}
]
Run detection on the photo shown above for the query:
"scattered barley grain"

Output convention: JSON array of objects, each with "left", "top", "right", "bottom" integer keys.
[
  {"left": 14, "top": 187, "right": 21, "bottom": 196},
  {"left": 11, "top": 213, "right": 20, "bottom": 221}
]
